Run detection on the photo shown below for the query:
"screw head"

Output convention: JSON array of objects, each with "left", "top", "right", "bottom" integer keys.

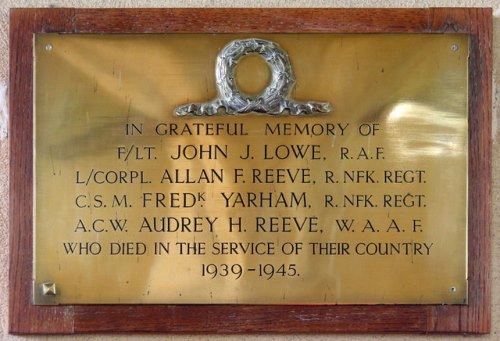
[
  {"left": 450, "top": 286, "right": 457, "bottom": 293},
  {"left": 41, "top": 282, "right": 57, "bottom": 296},
  {"left": 450, "top": 44, "right": 459, "bottom": 52},
  {"left": 45, "top": 44, "right": 53, "bottom": 52}
]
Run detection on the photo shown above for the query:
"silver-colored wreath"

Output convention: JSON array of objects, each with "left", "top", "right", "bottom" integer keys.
[{"left": 175, "top": 38, "right": 332, "bottom": 116}]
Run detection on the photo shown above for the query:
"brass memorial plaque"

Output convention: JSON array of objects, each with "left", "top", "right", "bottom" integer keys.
[{"left": 34, "top": 34, "right": 468, "bottom": 305}]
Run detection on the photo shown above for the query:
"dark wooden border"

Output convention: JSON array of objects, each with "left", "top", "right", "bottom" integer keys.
[{"left": 9, "top": 8, "right": 492, "bottom": 334}]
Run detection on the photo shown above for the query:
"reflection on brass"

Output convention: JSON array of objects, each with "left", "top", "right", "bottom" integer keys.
[
  {"left": 34, "top": 34, "right": 468, "bottom": 305},
  {"left": 175, "top": 38, "right": 332, "bottom": 116}
]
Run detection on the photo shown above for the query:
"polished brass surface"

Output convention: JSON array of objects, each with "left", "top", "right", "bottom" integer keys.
[{"left": 34, "top": 34, "right": 468, "bottom": 304}]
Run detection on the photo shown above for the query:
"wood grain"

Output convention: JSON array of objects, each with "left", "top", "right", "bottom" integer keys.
[
  {"left": 9, "top": 8, "right": 76, "bottom": 334},
  {"left": 73, "top": 8, "right": 430, "bottom": 33},
  {"left": 429, "top": 8, "right": 492, "bottom": 334},
  {"left": 9, "top": 8, "right": 492, "bottom": 334}
]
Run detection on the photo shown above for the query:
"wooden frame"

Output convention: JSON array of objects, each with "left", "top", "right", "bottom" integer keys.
[{"left": 9, "top": 8, "right": 492, "bottom": 334}]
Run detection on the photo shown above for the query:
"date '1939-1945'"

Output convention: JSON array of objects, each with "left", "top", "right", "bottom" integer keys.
[{"left": 202, "top": 263, "right": 298, "bottom": 280}]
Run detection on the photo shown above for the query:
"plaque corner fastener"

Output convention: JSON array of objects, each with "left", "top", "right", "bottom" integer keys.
[
  {"left": 41, "top": 282, "right": 57, "bottom": 296},
  {"left": 34, "top": 282, "right": 59, "bottom": 305}
]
